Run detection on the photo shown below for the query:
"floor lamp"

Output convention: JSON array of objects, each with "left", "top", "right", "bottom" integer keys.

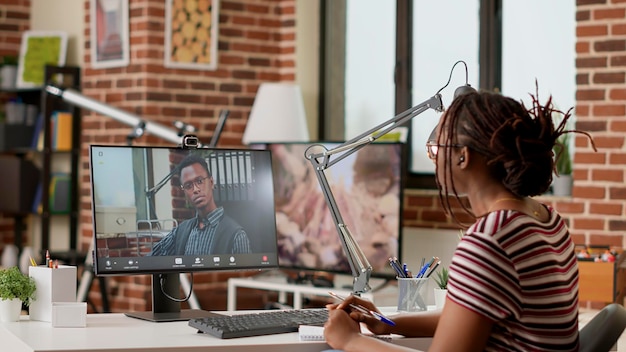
[{"left": 242, "top": 82, "right": 309, "bottom": 144}]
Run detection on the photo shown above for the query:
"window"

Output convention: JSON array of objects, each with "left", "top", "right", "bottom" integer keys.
[
  {"left": 344, "top": 0, "right": 397, "bottom": 140},
  {"left": 411, "top": 1, "right": 480, "bottom": 174},
  {"left": 501, "top": 1, "right": 575, "bottom": 111},
  {"left": 320, "top": 0, "right": 575, "bottom": 188}
]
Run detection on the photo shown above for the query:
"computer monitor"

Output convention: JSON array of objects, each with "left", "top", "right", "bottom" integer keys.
[
  {"left": 252, "top": 142, "right": 405, "bottom": 283},
  {"left": 89, "top": 145, "right": 279, "bottom": 322}
]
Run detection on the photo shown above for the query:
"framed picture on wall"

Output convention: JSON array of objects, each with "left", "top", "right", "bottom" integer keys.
[
  {"left": 16, "top": 31, "right": 68, "bottom": 88},
  {"left": 90, "top": 0, "right": 130, "bottom": 69},
  {"left": 164, "top": 0, "right": 220, "bottom": 70}
]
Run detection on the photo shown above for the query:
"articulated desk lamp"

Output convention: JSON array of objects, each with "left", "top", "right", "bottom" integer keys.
[{"left": 305, "top": 60, "right": 475, "bottom": 296}]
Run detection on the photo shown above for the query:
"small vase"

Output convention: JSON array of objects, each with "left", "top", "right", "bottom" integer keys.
[
  {"left": 0, "top": 65, "right": 17, "bottom": 89},
  {"left": 552, "top": 175, "right": 573, "bottom": 197},
  {"left": 434, "top": 288, "right": 447, "bottom": 310},
  {"left": 1, "top": 244, "right": 19, "bottom": 268},
  {"left": 0, "top": 298, "right": 22, "bottom": 322}
]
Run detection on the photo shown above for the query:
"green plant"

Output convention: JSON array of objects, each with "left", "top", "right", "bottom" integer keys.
[
  {"left": 433, "top": 266, "right": 449, "bottom": 290},
  {"left": 554, "top": 133, "right": 572, "bottom": 176},
  {"left": 0, "top": 266, "right": 36, "bottom": 306},
  {"left": 1, "top": 55, "right": 18, "bottom": 66}
]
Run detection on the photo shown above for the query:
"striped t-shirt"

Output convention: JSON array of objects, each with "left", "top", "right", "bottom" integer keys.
[{"left": 447, "top": 205, "right": 579, "bottom": 351}]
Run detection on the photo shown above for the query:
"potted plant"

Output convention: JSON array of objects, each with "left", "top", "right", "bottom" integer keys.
[
  {"left": 433, "top": 266, "right": 449, "bottom": 310},
  {"left": 0, "top": 266, "right": 36, "bottom": 322},
  {"left": 553, "top": 133, "right": 573, "bottom": 196}
]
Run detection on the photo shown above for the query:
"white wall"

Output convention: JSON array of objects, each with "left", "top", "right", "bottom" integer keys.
[{"left": 296, "top": 0, "right": 320, "bottom": 140}]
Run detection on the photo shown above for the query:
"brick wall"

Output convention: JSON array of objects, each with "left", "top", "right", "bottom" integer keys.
[
  {"left": 405, "top": 2, "right": 626, "bottom": 246},
  {"left": 80, "top": 0, "right": 299, "bottom": 312},
  {"left": 1, "top": 0, "right": 625, "bottom": 312},
  {"left": 0, "top": 0, "right": 29, "bottom": 57},
  {"left": 0, "top": 0, "right": 31, "bottom": 245}
]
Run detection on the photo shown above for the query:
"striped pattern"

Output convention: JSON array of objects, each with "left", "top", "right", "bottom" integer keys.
[
  {"left": 448, "top": 205, "right": 579, "bottom": 351},
  {"left": 185, "top": 207, "right": 250, "bottom": 255}
]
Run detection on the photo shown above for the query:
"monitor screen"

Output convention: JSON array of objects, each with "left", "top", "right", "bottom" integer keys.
[
  {"left": 252, "top": 142, "right": 405, "bottom": 280},
  {"left": 89, "top": 145, "right": 279, "bottom": 321}
]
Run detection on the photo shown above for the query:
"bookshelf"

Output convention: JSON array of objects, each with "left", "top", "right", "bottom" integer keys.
[
  {"left": 39, "top": 65, "right": 81, "bottom": 262},
  {"left": 0, "top": 65, "right": 80, "bottom": 257}
]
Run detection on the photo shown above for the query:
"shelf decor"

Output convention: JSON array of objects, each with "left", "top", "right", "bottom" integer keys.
[
  {"left": 16, "top": 31, "right": 68, "bottom": 88},
  {"left": 90, "top": 0, "right": 130, "bottom": 69},
  {"left": 164, "top": 0, "right": 220, "bottom": 70}
]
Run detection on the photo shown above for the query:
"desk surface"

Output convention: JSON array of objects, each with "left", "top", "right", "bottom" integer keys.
[{"left": 1, "top": 311, "right": 432, "bottom": 352}]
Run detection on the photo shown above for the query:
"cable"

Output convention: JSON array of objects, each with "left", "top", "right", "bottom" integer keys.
[
  {"left": 159, "top": 273, "right": 194, "bottom": 302},
  {"left": 436, "top": 60, "right": 469, "bottom": 96}
]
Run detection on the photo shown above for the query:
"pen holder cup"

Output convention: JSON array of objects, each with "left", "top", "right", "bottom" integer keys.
[
  {"left": 397, "top": 277, "right": 429, "bottom": 312},
  {"left": 28, "top": 265, "right": 77, "bottom": 322}
]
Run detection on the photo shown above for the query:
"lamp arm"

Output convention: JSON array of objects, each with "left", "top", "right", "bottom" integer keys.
[
  {"left": 317, "top": 94, "right": 444, "bottom": 169},
  {"left": 304, "top": 93, "right": 444, "bottom": 295},
  {"left": 45, "top": 85, "right": 187, "bottom": 146},
  {"left": 45, "top": 84, "right": 231, "bottom": 222}
]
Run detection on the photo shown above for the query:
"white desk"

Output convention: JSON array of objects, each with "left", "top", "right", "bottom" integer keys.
[
  {"left": 1, "top": 312, "right": 432, "bottom": 352},
  {"left": 227, "top": 276, "right": 376, "bottom": 311}
]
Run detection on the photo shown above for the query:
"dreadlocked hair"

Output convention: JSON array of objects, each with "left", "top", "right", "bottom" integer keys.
[{"left": 436, "top": 88, "right": 596, "bottom": 226}]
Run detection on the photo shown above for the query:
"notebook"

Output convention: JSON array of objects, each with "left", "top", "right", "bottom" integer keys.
[{"left": 298, "top": 325, "right": 392, "bottom": 342}]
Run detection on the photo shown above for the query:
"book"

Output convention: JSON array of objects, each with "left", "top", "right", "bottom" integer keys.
[
  {"left": 49, "top": 173, "right": 71, "bottom": 214},
  {"left": 30, "top": 112, "right": 44, "bottom": 150},
  {"left": 298, "top": 324, "right": 392, "bottom": 342},
  {"left": 51, "top": 111, "right": 72, "bottom": 151}
]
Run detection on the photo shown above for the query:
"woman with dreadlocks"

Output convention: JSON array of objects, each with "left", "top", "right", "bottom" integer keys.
[{"left": 323, "top": 89, "right": 596, "bottom": 351}]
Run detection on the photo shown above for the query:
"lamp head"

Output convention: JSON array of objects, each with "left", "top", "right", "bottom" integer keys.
[{"left": 453, "top": 84, "right": 476, "bottom": 99}]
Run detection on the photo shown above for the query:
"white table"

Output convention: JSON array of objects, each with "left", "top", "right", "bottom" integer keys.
[
  {"left": 1, "top": 312, "right": 432, "bottom": 352},
  {"left": 227, "top": 276, "right": 376, "bottom": 311}
]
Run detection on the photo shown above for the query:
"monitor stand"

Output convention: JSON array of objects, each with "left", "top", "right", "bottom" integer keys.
[{"left": 125, "top": 273, "right": 220, "bottom": 322}]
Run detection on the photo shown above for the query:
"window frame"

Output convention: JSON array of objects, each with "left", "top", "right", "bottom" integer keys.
[{"left": 319, "top": 0, "right": 503, "bottom": 189}]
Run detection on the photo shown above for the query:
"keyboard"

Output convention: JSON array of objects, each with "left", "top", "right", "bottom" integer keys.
[{"left": 188, "top": 308, "right": 329, "bottom": 339}]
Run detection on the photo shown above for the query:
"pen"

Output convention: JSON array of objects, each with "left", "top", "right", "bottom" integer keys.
[
  {"left": 417, "top": 257, "right": 437, "bottom": 278},
  {"left": 425, "top": 261, "right": 441, "bottom": 278},
  {"left": 328, "top": 291, "right": 395, "bottom": 326}
]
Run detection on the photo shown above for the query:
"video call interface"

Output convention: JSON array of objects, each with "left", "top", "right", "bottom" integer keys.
[{"left": 90, "top": 145, "right": 279, "bottom": 276}]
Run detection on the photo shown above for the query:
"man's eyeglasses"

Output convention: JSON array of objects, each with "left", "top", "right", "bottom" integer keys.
[
  {"left": 181, "top": 176, "right": 210, "bottom": 191},
  {"left": 426, "top": 141, "right": 464, "bottom": 160}
]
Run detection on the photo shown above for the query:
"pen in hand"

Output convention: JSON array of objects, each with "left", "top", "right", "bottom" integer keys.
[{"left": 328, "top": 291, "right": 395, "bottom": 326}]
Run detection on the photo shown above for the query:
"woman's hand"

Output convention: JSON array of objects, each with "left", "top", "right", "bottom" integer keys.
[
  {"left": 323, "top": 307, "right": 362, "bottom": 349},
  {"left": 330, "top": 295, "right": 392, "bottom": 336}
]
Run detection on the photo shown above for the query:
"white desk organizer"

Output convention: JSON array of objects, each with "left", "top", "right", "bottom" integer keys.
[
  {"left": 28, "top": 265, "right": 77, "bottom": 322},
  {"left": 52, "top": 302, "right": 87, "bottom": 327}
]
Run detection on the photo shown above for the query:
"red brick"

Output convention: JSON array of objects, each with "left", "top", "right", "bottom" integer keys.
[
  {"left": 573, "top": 218, "right": 606, "bottom": 230},
  {"left": 589, "top": 202, "right": 623, "bottom": 215},
  {"left": 592, "top": 104, "right": 626, "bottom": 116},
  {"left": 577, "top": 24, "right": 609, "bottom": 37},
  {"left": 576, "top": 89, "right": 605, "bottom": 100},
  {"left": 592, "top": 169, "right": 624, "bottom": 182},
  {"left": 573, "top": 186, "right": 606, "bottom": 199},
  {"left": 594, "top": 8, "right": 626, "bottom": 19},
  {"left": 609, "top": 187, "right": 626, "bottom": 200},
  {"left": 588, "top": 234, "right": 622, "bottom": 247},
  {"left": 609, "top": 153, "right": 626, "bottom": 164},
  {"left": 592, "top": 136, "right": 625, "bottom": 149}
]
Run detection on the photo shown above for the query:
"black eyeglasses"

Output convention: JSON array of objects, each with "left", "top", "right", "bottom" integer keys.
[
  {"left": 426, "top": 141, "right": 464, "bottom": 160},
  {"left": 181, "top": 176, "right": 210, "bottom": 191}
]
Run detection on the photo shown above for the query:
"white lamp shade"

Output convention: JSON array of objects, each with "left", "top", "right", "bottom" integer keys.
[{"left": 242, "top": 83, "right": 309, "bottom": 144}]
